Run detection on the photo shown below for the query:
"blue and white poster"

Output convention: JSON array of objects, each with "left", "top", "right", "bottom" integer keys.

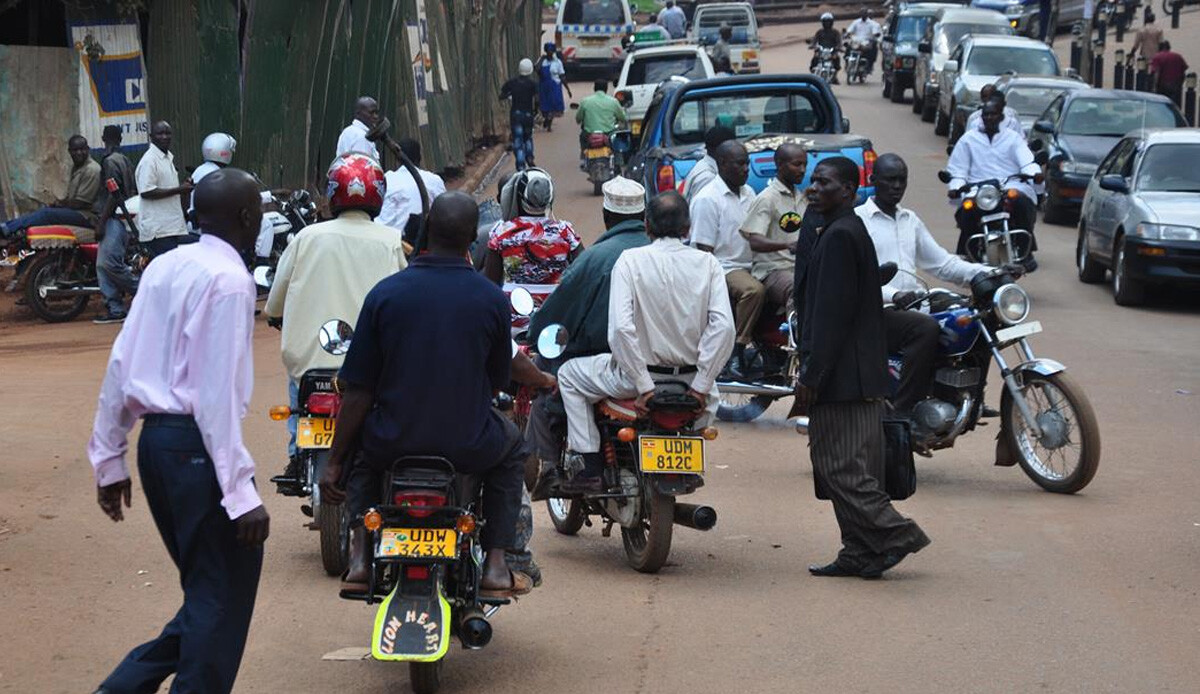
[{"left": 69, "top": 20, "right": 148, "bottom": 152}]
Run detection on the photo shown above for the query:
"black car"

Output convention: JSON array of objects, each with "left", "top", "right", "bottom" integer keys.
[
  {"left": 1028, "top": 89, "right": 1186, "bottom": 224},
  {"left": 880, "top": 3, "right": 962, "bottom": 104}
]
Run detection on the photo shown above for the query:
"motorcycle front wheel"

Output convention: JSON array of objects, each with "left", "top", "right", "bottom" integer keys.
[
  {"left": 409, "top": 659, "right": 443, "bottom": 694},
  {"left": 546, "top": 497, "right": 585, "bottom": 535},
  {"left": 716, "top": 394, "right": 776, "bottom": 422},
  {"left": 621, "top": 488, "right": 674, "bottom": 573},
  {"left": 24, "top": 252, "right": 90, "bottom": 323},
  {"left": 1005, "top": 372, "right": 1101, "bottom": 494}
]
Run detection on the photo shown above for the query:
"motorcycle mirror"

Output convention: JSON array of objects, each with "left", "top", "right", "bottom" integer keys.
[
  {"left": 364, "top": 116, "right": 392, "bottom": 143},
  {"left": 569, "top": 102, "right": 580, "bottom": 110},
  {"left": 318, "top": 319, "right": 354, "bottom": 356},
  {"left": 537, "top": 324, "right": 569, "bottom": 360},
  {"left": 879, "top": 262, "right": 898, "bottom": 285},
  {"left": 1027, "top": 138, "right": 1044, "bottom": 152},
  {"left": 1034, "top": 151, "right": 1049, "bottom": 166},
  {"left": 510, "top": 287, "right": 535, "bottom": 317},
  {"left": 937, "top": 169, "right": 952, "bottom": 184},
  {"left": 252, "top": 266, "right": 272, "bottom": 289}
]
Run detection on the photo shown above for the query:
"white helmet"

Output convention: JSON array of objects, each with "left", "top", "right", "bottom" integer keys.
[
  {"left": 820, "top": 12, "right": 834, "bottom": 21},
  {"left": 201, "top": 132, "right": 237, "bottom": 165},
  {"left": 518, "top": 58, "right": 534, "bottom": 76}
]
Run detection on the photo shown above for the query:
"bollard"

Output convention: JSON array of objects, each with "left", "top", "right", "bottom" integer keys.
[
  {"left": 1093, "top": 53, "right": 1104, "bottom": 88},
  {"left": 1171, "top": 0, "right": 1181, "bottom": 29},
  {"left": 1115, "top": 13, "right": 1126, "bottom": 43},
  {"left": 1114, "top": 49, "right": 1126, "bottom": 89},
  {"left": 1135, "top": 55, "right": 1149, "bottom": 91},
  {"left": 1070, "top": 38, "right": 1081, "bottom": 72},
  {"left": 1186, "top": 73, "right": 1197, "bottom": 127},
  {"left": 1097, "top": 19, "right": 1107, "bottom": 46}
]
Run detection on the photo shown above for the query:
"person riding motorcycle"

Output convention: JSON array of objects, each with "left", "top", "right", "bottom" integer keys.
[
  {"left": 483, "top": 168, "right": 582, "bottom": 289},
  {"left": 575, "top": 79, "right": 627, "bottom": 171},
  {"left": 188, "top": 133, "right": 236, "bottom": 233},
  {"left": 844, "top": 8, "right": 881, "bottom": 75},
  {"left": 264, "top": 153, "right": 407, "bottom": 475},
  {"left": 809, "top": 13, "right": 842, "bottom": 83},
  {"left": 946, "top": 98, "right": 1043, "bottom": 271}
]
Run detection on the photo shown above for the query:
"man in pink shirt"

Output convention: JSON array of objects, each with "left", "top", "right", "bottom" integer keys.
[{"left": 87, "top": 168, "right": 269, "bottom": 694}]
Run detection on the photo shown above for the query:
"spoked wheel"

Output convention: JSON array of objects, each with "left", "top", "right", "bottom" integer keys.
[
  {"left": 620, "top": 488, "right": 675, "bottom": 573},
  {"left": 409, "top": 659, "right": 444, "bottom": 694},
  {"left": 24, "top": 252, "right": 89, "bottom": 323},
  {"left": 716, "top": 393, "right": 775, "bottom": 422},
  {"left": 1005, "top": 372, "right": 1101, "bottom": 494},
  {"left": 546, "top": 497, "right": 585, "bottom": 535}
]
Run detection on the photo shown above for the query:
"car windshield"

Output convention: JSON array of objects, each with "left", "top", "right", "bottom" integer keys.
[
  {"left": 672, "top": 90, "right": 826, "bottom": 144},
  {"left": 937, "top": 23, "right": 1010, "bottom": 53},
  {"left": 628, "top": 55, "right": 706, "bottom": 85},
  {"left": 1062, "top": 99, "right": 1183, "bottom": 136},
  {"left": 1004, "top": 86, "right": 1069, "bottom": 116},
  {"left": 896, "top": 15, "right": 931, "bottom": 42},
  {"left": 965, "top": 46, "right": 1058, "bottom": 75},
  {"left": 562, "top": 0, "right": 625, "bottom": 24},
  {"left": 1136, "top": 144, "right": 1200, "bottom": 192}
]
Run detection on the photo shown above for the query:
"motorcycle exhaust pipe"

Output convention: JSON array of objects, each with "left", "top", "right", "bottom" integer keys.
[
  {"left": 457, "top": 606, "right": 492, "bottom": 650},
  {"left": 44, "top": 286, "right": 100, "bottom": 297},
  {"left": 793, "top": 416, "right": 810, "bottom": 435},
  {"left": 717, "top": 382, "right": 795, "bottom": 397},
  {"left": 673, "top": 503, "right": 717, "bottom": 531}
]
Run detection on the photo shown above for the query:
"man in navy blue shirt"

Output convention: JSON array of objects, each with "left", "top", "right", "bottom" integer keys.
[{"left": 321, "top": 191, "right": 531, "bottom": 598}]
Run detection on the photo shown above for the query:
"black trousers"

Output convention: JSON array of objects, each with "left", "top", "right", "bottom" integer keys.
[
  {"left": 883, "top": 308, "right": 941, "bottom": 413},
  {"left": 954, "top": 193, "right": 1038, "bottom": 256},
  {"left": 145, "top": 233, "right": 198, "bottom": 259},
  {"left": 809, "top": 400, "right": 929, "bottom": 569},
  {"left": 346, "top": 412, "right": 527, "bottom": 551},
  {"left": 101, "top": 415, "right": 262, "bottom": 694}
]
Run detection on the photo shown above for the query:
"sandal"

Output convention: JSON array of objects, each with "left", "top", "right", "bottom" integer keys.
[{"left": 479, "top": 570, "right": 533, "bottom": 599}]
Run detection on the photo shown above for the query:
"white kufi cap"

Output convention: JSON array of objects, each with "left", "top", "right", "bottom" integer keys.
[{"left": 602, "top": 176, "right": 646, "bottom": 214}]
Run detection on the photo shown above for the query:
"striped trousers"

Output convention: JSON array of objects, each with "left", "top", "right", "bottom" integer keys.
[{"left": 809, "top": 400, "right": 930, "bottom": 569}]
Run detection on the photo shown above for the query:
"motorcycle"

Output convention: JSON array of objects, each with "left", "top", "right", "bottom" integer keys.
[
  {"left": 537, "top": 324, "right": 720, "bottom": 573},
  {"left": 254, "top": 188, "right": 318, "bottom": 289},
  {"left": 813, "top": 45, "right": 838, "bottom": 84},
  {"left": 942, "top": 170, "right": 1040, "bottom": 267},
  {"left": 581, "top": 130, "right": 632, "bottom": 196},
  {"left": 843, "top": 38, "right": 872, "bottom": 84},
  {"left": 267, "top": 318, "right": 350, "bottom": 575}
]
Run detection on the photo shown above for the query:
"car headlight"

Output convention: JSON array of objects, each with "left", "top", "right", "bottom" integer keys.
[
  {"left": 993, "top": 284, "right": 1030, "bottom": 325},
  {"left": 1134, "top": 223, "right": 1200, "bottom": 241},
  {"left": 1059, "top": 159, "right": 1097, "bottom": 175},
  {"left": 976, "top": 184, "right": 1002, "bottom": 212},
  {"left": 1006, "top": 4, "right": 1025, "bottom": 16}
]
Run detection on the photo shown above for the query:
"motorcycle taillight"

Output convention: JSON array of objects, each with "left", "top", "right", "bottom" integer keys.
[
  {"left": 393, "top": 490, "right": 447, "bottom": 518},
  {"left": 306, "top": 392, "right": 341, "bottom": 415},
  {"left": 656, "top": 163, "right": 676, "bottom": 193},
  {"left": 650, "top": 411, "right": 695, "bottom": 430},
  {"left": 861, "top": 149, "right": 877, "bottom": 187}
]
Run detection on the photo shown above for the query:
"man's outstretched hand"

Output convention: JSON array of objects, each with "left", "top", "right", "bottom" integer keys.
[
  {"left": 97, "top": 479, "right": 132, "bottom": 522},
  {"left": 319, "top": 462, "right": 346, "bottom": 505}
]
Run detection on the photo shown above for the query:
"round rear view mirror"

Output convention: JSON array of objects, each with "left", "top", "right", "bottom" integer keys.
[
  {"left": 252, "top": 265, "right": 272, "bottom": 289},
  {"left": 537, "top": 324, "right": 569, "bottom": 360},
  {"left": 510, "top": 286, "right": 535, "bottom": 317},
  {"left": 319, "top": 319, "right": 354, "bottom": 356}
]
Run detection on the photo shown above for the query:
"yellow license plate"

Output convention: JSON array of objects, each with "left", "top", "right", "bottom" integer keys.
[
  {"left": 585, "top": 147, "right": 612, "bottom": 158},
  {"left": 631, "top": 120, "right": 642, "bottom": 135},
  {"left": 639, "top": 436, "right": 704, "bottom": 474},
  {"left": 378, "top": 528, "right": 458, "bottom": 558},
  {"left": 297, "top": 417, "right": 335, "bottom": 449}
]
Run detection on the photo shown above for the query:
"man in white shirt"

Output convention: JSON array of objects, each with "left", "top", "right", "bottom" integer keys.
[
  {"left": 87, "top": 168, "right": 268, "bottom": 694},
  {"left": 265, "top": 153, "right": 407, "bottom": 474},
  {"left": 557, "top": 191, "right": 735, "bottom": 492},
  {"left": 135, "top": 121, "right": 193, "bottom": 256},
  {"left": 964, "top": 84, "right": 1024, "bottom": 138},
  {"left": 740, "top": 143, "right": 807, "bottom": 310},
  {"left": 691, "top": 140, "right": 760, "bottom": 377},
  {"left": 335, "top": 96, "right": 381, "bottom": 159},
  {"left": 658, "top": 0, "right": 687, "bottom": 39},
  {"left": 682, "top": 125, "right": 736, "bottom": 202},
  {"left": 857, "top": 154, "right": 990, "bottom": 415},
  {"left": 845, "top": 8, "right": 882, "bottom": 72},
  {"left": 378, "top": 137, "right": 446, "bottom": 244},
  {"left": 947, "top": 99, "right": 1042, "bottom": 269}
]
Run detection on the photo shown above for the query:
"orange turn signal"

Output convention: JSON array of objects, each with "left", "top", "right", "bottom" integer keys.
[
  {"left": 700, "top": 427, "right": 719, "bottom": 441},
  {"left": 456, "top": 514, "right": 477, "bottom": 534},
  {"left": 1006, "top": 188, "right": 1019, "bottom": 199},
  {"left": 962, "top": 199, "right": 975, "bottom": 211},
  {"left": 363, "top": 508, "right": 382, "bottom": 532},
  {"left": 617, "top": 427, "right": 637, "bottom": 443},
  {"left": 268, "top": 405, "right": 291, "bottom": 421},
  {"left": 956, "top": 314, "right": 974, "bottom": 327}
]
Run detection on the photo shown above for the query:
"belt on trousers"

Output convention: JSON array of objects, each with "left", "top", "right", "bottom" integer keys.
[
  {"left": 143, "top": 413, "right": 198, "bottom": 429},
  {"left": 647, "top": 365, "right": 697, "bottom": 376}
]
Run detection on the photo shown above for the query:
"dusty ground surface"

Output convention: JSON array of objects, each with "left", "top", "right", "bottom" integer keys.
[{"left": 2, "top": 19, "right": 1200, "bottom": 694}]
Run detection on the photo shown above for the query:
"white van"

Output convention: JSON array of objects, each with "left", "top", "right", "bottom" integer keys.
[
  {"left": 690, "top": 2, "right": 761, "bottom": 74},
  {"left": 555, "top": 0, "right": 635, "bottom": 76}
]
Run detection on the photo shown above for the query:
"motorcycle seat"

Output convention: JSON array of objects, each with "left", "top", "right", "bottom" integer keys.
[
  {"left": 26, "top": 224, "right": 96, "bottom": 249},
  {"left": 598, "top": 381, "right": 700, "bottom": 420}
]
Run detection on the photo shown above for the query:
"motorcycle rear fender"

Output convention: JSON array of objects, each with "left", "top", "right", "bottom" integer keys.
[
  {"left": 371, "top": 578, "right": 451, "bottom": 662},
  {"left": 648, "top": 473, "right": 704, "bottom": 496}
]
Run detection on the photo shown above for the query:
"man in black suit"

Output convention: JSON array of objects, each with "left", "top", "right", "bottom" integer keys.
[{"left": 792, "top": 157, "right": 930, "bottom": 579}]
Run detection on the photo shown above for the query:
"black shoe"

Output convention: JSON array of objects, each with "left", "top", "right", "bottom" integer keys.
[
  {"left": 92, "top": 311, "right": 126, "bottom": 325},
  {"left": 530, "top": 468, "right": 561, "bottom": 502},
  {"left": 1021, "top": 255, "right": 1039, "bottom": 273},
  {"left": 981, "top": 405, "right": 1001, "bottom": 418},
  {"left": 559, "top": 472, "right": 602, "bottom": 494},
  {"left": 808, "top": 561, "right": 861, "bottom": 577}
]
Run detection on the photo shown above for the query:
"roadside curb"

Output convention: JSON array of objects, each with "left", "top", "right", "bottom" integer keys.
[{"left": 450, "top": 145, "right": 507, "bottom": 200}]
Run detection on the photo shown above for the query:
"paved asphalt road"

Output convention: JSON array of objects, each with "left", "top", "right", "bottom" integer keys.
[{"left": 1, "top": 24, "right": 1199, "bottom": 694}]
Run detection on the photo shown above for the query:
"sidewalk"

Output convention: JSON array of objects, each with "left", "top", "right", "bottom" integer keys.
[{"left": 1049, "top": 10, "right": 1200, "bottom": 90}]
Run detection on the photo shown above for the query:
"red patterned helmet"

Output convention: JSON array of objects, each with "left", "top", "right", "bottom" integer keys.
[{"left": 326, "top": 153, "right": 386, "bottom": 215}]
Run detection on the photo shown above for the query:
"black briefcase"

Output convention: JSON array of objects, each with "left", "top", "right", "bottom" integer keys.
[{"left": 811, "top": 417, "right": 917, "bottom": 501}]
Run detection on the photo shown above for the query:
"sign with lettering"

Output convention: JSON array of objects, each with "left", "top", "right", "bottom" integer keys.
[{"left": 69, "top": 21, "right": 149, "bottom": 152}]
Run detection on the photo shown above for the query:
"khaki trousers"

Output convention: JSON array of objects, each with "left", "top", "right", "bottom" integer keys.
[
  {"left": 761, "top": 268, "right": 794, "bottom": 313},
  {"left": 725, "top": 268, "right": 765, "bottom": 346}
]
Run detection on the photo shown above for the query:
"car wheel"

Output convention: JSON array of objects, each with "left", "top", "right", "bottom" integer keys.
[
  {"left": 882, "top": 76, "right": 892, "bottom": 98},
  {"left": 934, "top": 103, "right": 949, "bottom": 136},
  {"left": 1042, "top": 188, "right": 1072, "bottom": 225},
  {"left": 1112, "top": 236, "right": 1146, "bottom": 306},
  {"left": 890, "top": 79, "right": 905, "bottom": 103},
  {"left": 1076, "top": 222, "right": 1105, "bottom": 283},
  {"left": 921, "top": 91, "right": 937, "bottom": 122},
  {"left": 947, "top": 101, "right": 960, "bottom": 143},
  {"left": 912, "top": 86, "right": 924, "bottom": 113}
]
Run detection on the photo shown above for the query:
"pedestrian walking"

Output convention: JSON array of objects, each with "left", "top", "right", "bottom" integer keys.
[
  {"left": 536, "top": 42, "right": 571, "bottom": 131},
  {"left": 793, "top": 156, "right": 930, "bottom": 580},
  {"left": 1150, "top": 41, "right": 1189, "bottom": 106},
  {"left": 87, "top": 167, "right": 270, "bottom": 694},
  {"left": 500, "top": 59, "right": 539, "bottom": 169}
]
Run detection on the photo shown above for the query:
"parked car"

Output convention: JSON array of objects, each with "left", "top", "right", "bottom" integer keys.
[
  {"left": 624, "top": 74, "right": 876, "bottom": 203},
  {"left": 614, "top": 44, "right": 715, "bottom": 139},
  {"left": 969, "top": 0, "right": 1045, "bottom": 37},
  {"left": 555, "top": 0, "right": 635, "bottom": 77},
  {"left": 881, "top": 3, "right": 961, "bottom": 103},
  {"left": 992, "top": 73, "right": 1088, "bottom": 133},
  {"left": 1077, "top": 129, "right": 1200, "bottom": 305},
  {"left": 937, "top": 35, "right": 1061, "bottom": 140},
  {"left": 913, "top": 7, "right": 1013, "bottom": 123},
  {"left": 1030, "top": 90, "right": 1186, "bottom": 223},
  {"left": 690, "top": 2, "right": 761, "bottom": 74}
]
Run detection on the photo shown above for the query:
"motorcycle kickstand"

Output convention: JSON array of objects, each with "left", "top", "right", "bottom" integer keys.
[{"left": 601, "top": 519, "right": 614, "bottom": 538}]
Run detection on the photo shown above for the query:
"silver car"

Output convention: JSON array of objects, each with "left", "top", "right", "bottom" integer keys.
[
  {"left": 912, "top": 7, "right": 1013, "bottom": 124},
  {"left": 1077, "top": 129, "right": 1200, "bottom": 306}
]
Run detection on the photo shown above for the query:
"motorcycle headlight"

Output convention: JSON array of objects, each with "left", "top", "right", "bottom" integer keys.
[
  {"left": 976, "top": 184, "right": 1002, "bottom": 212},
  {"left": 993, "top": 284, "right": 1030, "bottom": 325},
  {"left": 1134, "top": 223, "right": 1200, "bottom": 241}
]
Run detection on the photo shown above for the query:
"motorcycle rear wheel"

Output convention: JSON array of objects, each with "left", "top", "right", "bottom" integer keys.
[
  {"left": 409, "top": 659, "right": 444, "bottom": 694},
  {"left": 24, "top": 252, "right": 89, "bottom": 323},
  {"left": 318, "top": 501, "right": 349, "bottom": 576},
  {"left": 621, "top": 488, "right": 674, "bottom": 573},
  {"left": 547, "top": 497, "right": 585, "bottom": 535},
  {"left": 1006, "top": 372, "right": 1101, "bottom": 494},
  {"left": 716, "top": 394, "right": 776, "bottom": 422}
]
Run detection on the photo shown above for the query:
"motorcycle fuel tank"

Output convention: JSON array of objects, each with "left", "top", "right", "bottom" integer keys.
[{"left": 932, "top": 308, "right": 980, "bottom": 356}]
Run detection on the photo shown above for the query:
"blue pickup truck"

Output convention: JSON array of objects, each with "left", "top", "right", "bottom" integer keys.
[{"left": 624, "top": 74, "right": 877, "bottom": 204}]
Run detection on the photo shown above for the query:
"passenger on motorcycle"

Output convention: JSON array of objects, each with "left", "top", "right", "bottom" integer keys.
[
  {"left": 809, "top": 13, "right": 842, "bottom": 83},
  {"left": 557, "top": 191, "right": 736, "bottom": 493},
  {"left": 378, "top": 137, "right": 446, "bottom": 246},
  {"left": 947, "top": 98, "right": 1042, "bottom": 270},
  {"left": 320, "top": 192, "right": 532, "bottom": 598},
  {"left": 483, "top": 168, "right": 582, "bottom": 290},
  {"left": 93, "top": 125, "right": 139, "bottom": 324},
  {"left": 844, "top": 8, "right": 881, "bottom": 73},
  {"left": 525, "top": 176, "right": 652, "bottom": 499},
  {"left": 856, "top": 153, "right": 992, "bottom": 417},
  {"left": 739, "top": 142, "right": 807, "bottom": 312},
  {"left": 1, "top": 134, "right": 101, "bottom": 244},
  {"left": 264, "top": 153, "right": 407, "bottom": 474},
  {"left": 964, "top": 85, "right": 1024, "bottom": 138},
  {"left": 682, "top": 126, "right": 736, "bottom": 202},
  {"left": 188, "top": 132, "right": 237, "bottom": 232},
  {"left": 575, "top": 79, "right": 628, "bottom": 171}
]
